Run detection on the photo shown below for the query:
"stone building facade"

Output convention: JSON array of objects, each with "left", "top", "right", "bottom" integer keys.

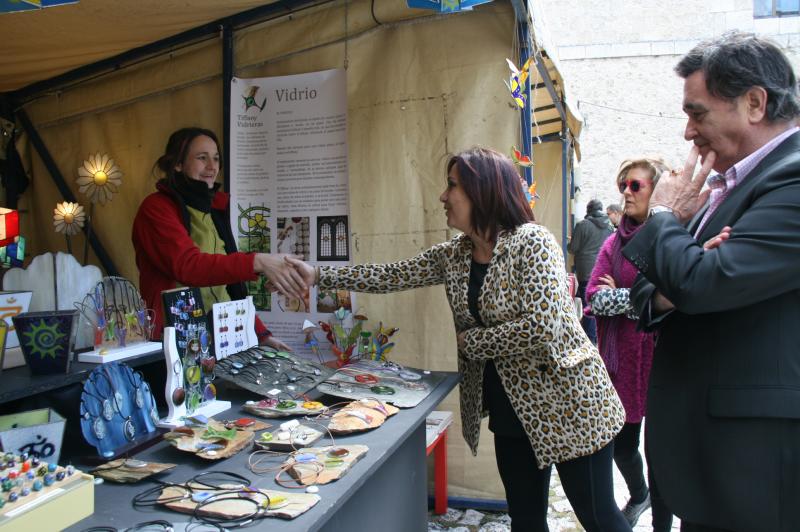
[{"left": 536, "top": 0, "right": 800, "bottom": 217}]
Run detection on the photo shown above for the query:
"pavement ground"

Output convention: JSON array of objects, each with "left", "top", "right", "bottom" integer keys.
[{"left": 428, "top": 431, "right": 681, "bottom": 532}]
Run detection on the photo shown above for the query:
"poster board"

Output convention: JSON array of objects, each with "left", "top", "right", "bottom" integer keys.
[{"left": 230, "top": 69, "right": 351, "bottom": 361}]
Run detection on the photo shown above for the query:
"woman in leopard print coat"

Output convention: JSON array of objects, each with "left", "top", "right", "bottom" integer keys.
[{"left": 289, "top": 147, "right": 628, "bottom": 531}]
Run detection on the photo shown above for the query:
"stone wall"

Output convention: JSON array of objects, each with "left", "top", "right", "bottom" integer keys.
[{"left": 536, "top": 0, "right": 800, "bottom": 215}]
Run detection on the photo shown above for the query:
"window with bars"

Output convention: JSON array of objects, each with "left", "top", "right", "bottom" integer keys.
[
  {"left": 317, "top": 216, "right": 350, "bottom": 261},
  {"left": 320, "top": 223, "right": 332, "bottom": 257},
  {"left": 755, "top": 0, "right": 800, "bottom": 17}
]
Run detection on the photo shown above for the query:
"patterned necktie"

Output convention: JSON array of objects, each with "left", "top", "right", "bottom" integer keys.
[{"left": 707, "top": 173, "right": 727, "bottom": 201}]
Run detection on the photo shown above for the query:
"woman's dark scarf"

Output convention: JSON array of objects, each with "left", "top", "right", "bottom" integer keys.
[{"left": 168, "top": 173, "right": 218, "bottom": 213}]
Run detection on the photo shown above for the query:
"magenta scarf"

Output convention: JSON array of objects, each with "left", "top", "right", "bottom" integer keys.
[{"left": 597, "top": 214, "right": 644, "bottom": 375}]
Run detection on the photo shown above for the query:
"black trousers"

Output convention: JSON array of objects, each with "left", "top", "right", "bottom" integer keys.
[
  {"left": 614, "top": 422, "right": 674, "bottom": 531},
  {"left": 494, "top": 434, "right": 632, "bottom": 532},
  {"left": 613, "top": 422, "right": 648, "bottom": 502}
]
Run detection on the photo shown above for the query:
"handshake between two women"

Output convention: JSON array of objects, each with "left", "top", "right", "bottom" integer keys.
[{"left": 253, "top": 253, "right": 317, "bottom": 300}]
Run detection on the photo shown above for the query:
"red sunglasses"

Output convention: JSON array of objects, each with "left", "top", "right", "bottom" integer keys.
[{"left": 618, "top": 179, "right": 648, "bottom": 194}]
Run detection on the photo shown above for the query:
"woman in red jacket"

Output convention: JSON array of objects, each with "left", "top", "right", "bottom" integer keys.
[{"left": 132, "top": 127, "right": 305, "bottom": 348}]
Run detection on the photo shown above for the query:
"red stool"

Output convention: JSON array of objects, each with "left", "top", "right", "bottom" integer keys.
[{"left": 426, "top": 427, "right": 448, "bottom": 514}]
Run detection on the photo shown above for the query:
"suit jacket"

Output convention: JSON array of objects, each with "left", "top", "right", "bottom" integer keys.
[
  {"left": 319, "top": 223, "right": 625, "bottom": 468},
  {"left": 623, "top": 131, "right": 800, "bottom": 532}
]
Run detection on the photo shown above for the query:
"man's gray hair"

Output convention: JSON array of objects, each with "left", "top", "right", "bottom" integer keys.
[{"left": 675, "top": 31, "right": 800, "bottom": 122}]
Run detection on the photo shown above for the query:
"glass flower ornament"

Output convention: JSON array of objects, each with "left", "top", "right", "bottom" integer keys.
[
  {"left": 77, "top": 153, "right": 123, "bottom": 204},
  {"left": 53, "top": 201, "right": 85, "bottom": 236}
]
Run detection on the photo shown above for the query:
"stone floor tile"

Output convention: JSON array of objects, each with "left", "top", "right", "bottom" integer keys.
[
  {"left": 441, "top": 507, "right": 464, "bottom": 523},
  {"left": 478, "top": 521, "right": 511, "bottom": 532},
  {"left": 551, "top": 498, "right": 574, "bottom": 513},
  {"left": 458, "top": 508, "right": 485, "bottom": 526}
]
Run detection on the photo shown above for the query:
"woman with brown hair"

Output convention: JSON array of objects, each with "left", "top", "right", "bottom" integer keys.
[
  {"left": 132, "top": 127, "right": 304, "bottom": 346},
  {"left": 288, "top": 147, "right": 630, "bottom": 531}
]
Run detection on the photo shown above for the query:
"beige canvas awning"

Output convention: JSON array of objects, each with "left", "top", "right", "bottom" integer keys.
[
  {"left": 0, "top": 0, "right": 278, "bottom": 93},
  {"left": 2, "top": 0, "right": 582, "bottom": 501}
]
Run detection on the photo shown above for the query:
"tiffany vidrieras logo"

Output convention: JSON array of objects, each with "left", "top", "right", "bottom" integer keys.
[{"left": 243, "top": 86, "right": 266, "bottom": 113}]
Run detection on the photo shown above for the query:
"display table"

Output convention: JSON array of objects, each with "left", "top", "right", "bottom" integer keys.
[{"left": 67, "top": 371, "right": 459, "bottom": 531}]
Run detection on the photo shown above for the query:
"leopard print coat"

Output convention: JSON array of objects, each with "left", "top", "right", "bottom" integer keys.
[{"left": 319, "top": 223, "right": 625, "bottom": 468}]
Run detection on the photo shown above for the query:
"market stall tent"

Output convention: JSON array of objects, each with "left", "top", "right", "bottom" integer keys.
[{"left": 0, "top": 0, "right": 581, "bottom": 501}]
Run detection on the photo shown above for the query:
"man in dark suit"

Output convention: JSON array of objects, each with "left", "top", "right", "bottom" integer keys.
[{"left": 622, "top": 32, "right": 800, "bottom": 532}]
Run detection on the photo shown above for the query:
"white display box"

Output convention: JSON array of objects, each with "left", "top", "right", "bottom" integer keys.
[
  {"left": 0, "top": 290, "right": 32, "bottom": 349},
  {"left": 0, "top": 408, "right": 65, "bottom": 463}
]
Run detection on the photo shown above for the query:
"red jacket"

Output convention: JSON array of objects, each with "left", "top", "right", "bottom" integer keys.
[{"left": 131, "top": 181, "right": 269, "bottom": 339}]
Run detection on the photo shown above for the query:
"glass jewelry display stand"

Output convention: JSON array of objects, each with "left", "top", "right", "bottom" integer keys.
[
  {"left": 316, "top": 360, "right": 444, "bottom": 408},
  {"left": 79, "top": 362, "right": 162, "bottom": 459},
  {"left": 213, "top": 297, "right": 333, "bottom": 400},
  {"left": 75, "top": 277, "right": 161, "bottom": 363},
  {"left": 157, "top": 327, "right": 231, "bottom": 429},
  {"left": 212, "top": 296, "right": 258, "bottom": 358}
]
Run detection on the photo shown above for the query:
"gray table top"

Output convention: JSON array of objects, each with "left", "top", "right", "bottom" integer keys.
[{"left": 67, "top": 371, "right": 459, "bottom": 531}]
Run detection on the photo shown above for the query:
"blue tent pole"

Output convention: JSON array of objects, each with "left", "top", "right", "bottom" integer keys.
[
  {"left": 517, "top": 22, "right": 532, "bottom": 187},
  {"left": 561, "top": 128, "right": 569, "bottom": 260}
]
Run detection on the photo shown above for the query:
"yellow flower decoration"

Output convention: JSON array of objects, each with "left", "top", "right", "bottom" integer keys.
[
  {"left": 53, "top": 202, "right": 86, "bottom": 236},
  {"left": 247, "top": 213, "right": 267, "bottom": 230},
  {"left": 77, "top": 153, "right": 123, "bottom": 204}
]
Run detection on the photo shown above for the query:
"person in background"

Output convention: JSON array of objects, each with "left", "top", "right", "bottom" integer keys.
[
  {"left": 132, "top": 127, "right": 305, "bottom": 349},
  {"left": 287, "top": 147, "right": 630, "bottom": 532},
  {"left": 606, "top": 203, "right": 623, "bottom": 228},
  {"left": 586, "top": 157, "right": 674, "bottom": 531},
  {"left": 567, "top": 199, "right": 613, "bottom": 343}
]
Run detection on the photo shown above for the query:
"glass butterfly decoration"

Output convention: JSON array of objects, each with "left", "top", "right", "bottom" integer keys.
[
  {"left": 511, "top": 146, "right": 534, "bottom": 168},
  {"left": 504, "top": 57, "right": 534, "bottom": 109}
]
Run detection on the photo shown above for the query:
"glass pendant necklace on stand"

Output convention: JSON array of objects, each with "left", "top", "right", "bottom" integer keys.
[
  {"left": 80, "top": 397, "right": 107, "bottom": 440},
  {"left": 99, "top": 367, "right": 136, "bottom": 442}
]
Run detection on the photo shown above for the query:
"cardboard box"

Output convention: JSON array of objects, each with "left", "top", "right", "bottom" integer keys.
[
  {"left": 0, "top": 290, "right": 32, "bottom": 349},
  {"left": 0, "top": 408, "right": 65, "bottom": 463}
]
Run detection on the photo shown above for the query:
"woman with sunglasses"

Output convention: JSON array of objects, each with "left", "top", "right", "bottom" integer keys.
[
  {"left": 585, "top": 157, "right": 673, "bottom": 531},
  {"left": 287, "top": 147, "right": 630, "bottom": 531}
]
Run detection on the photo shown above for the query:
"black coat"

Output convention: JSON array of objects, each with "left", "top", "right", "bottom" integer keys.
[
  {"left": 567, "top": 212, "right": 613, "bottom": 282},
  {"left": 624, "top": 130, "right": 800, "bottom": 532}
]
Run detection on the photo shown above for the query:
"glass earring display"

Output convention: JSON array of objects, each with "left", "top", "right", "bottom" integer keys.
[{"left": 74, "top": 277, "right": 155, "bottom": 353}]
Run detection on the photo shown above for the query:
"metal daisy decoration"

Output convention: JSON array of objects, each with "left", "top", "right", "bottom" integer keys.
[
  {"left": 53, "top": 201, "right": 86, "bottom": 254},
  {"left": 76, "top": 152, "right": 123, "bottom": 264}
]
